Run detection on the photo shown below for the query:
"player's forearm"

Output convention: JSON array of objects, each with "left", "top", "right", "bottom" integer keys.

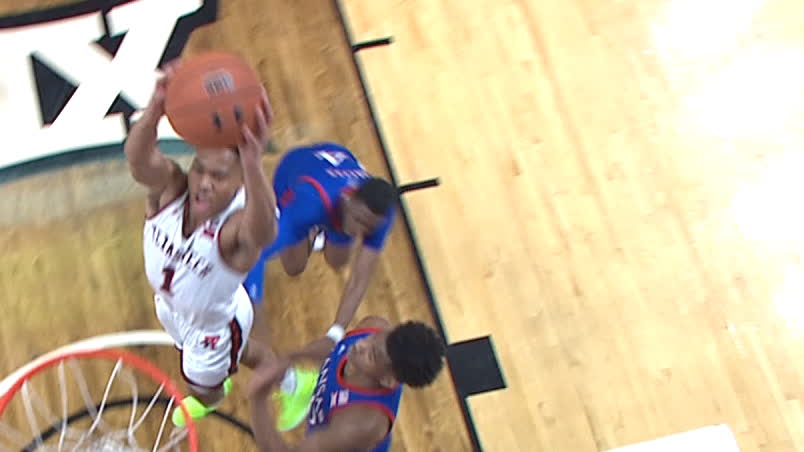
[
  {"left": 240, "top": 154, "right": 278, "bottom": 247},
  {"left": 287, "top": 337, "right": 336, "bottom": 365},
  {"left": 124, "top": 107, "right": 161, "bottom": 166},
  {"left": 334, "top": 248, "right": 380, "bottom": 327},
  {"left": 250, "top": 393, "right": 293, "bottom": 452},
  {"left": 334, "top": 271, "right": 372, "bottom": 328}
]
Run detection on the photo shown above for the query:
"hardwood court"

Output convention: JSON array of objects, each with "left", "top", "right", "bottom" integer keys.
[
  {"left": 341, "top": 0, "right": 804, "bottom": 451},
  {"left": 0, "top": 0, "right": 471, "bottom": 450}
]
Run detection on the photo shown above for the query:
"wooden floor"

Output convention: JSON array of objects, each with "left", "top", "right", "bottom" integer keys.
[
  {"left": 0, "top": 0, "right": 470, "bottom": 451},
  {"left": 5, "top": 0, "right": 804, "bottom": 451},
  {"left": 340, "top": 0, "right": 804, "bottom": 451}
]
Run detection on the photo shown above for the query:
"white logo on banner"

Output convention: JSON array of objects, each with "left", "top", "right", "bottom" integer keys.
[{"left": 0, "top": 0, "right": 212, "bottom": 169}]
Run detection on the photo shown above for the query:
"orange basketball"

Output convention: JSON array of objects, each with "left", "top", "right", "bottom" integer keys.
[{"left": 164, "top": 51, "right": 264, "bottom": 149}]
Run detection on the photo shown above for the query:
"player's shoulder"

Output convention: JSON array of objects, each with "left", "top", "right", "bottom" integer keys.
[{"left": 145, "top": 178, "right": 188, "bottom": 220}]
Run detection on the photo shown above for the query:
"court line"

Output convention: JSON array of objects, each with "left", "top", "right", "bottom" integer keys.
[{"left": 332, "top": 2, "right": 483, "bottom": 451}]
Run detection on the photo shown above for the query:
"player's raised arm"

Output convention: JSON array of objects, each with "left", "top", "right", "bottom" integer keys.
[
  {"left": 234, "top": 90, "right": 278, "bottom": 249},
  {"left": 124, "top": 64, "right": 184, "bottom": 197}
]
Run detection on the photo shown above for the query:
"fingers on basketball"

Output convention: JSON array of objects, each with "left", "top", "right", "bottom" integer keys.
[
  {"left": 153, "top": 59, "right": 182, "bottom": 96},
  {"left": 161, "top": 58, "right": 183, "bottom": 78},
  {"left": 260, "top": 88, "right": 274, "bottom": 125},
  {"left": 240, "top": 123, "right": 257, "bottom": 148},
  {"left": 255, "top": 104, "right": 269, "bottom": 138}
]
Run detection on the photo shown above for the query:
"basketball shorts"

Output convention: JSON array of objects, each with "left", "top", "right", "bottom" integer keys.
[{"left": 154, "top": 287, "right": 254, "bottom": 389}]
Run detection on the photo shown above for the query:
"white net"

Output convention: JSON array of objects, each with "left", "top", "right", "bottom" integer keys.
[{"left": 0, "top": 348, "right": 193, "bottom": 452}]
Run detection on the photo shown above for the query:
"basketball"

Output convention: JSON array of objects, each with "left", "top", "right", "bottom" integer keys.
[{"left": 164, "top": 51, "right": 265, "bottom": 149}]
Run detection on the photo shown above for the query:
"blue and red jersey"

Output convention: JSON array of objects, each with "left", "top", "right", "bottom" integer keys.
[
  {"left": 267, "top": 142, "right": 395, "bottom": 256},
  {"left": 306, "top": 329, "right": 403, "bottom": 452}
]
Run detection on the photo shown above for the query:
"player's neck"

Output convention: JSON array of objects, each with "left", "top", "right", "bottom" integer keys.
[
  {"left": 336, "top": 200, "right": 347, "bottom": 225},
  {"left": 182, "top": 205, "right": 211, "bottom": 237},
  {"left": 342, "top": 359, "right": 383, "bottom": 390}
]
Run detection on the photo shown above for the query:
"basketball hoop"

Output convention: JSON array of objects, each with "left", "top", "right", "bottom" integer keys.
[{"left": 0, "top": 336, "right": 198, "bottom": 451}]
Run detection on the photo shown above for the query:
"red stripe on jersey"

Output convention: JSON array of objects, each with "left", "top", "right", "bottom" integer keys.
[{"left": 299, "top": 176, "right": 341, "bottom": 231}]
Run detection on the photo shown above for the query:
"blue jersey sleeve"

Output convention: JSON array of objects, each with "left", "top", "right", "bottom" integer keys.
[{"left": 363, "top": 209, "right": 396, "bottom": 250}]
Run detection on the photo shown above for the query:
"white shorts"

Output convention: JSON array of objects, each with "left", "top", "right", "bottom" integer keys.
[{"left": 154, "top": 288, "right": 254, "bottom": 389}]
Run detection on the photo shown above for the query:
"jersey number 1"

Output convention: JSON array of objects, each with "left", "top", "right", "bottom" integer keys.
[{"left": 161, "top": 267, "right": 176, "bottom": 294}]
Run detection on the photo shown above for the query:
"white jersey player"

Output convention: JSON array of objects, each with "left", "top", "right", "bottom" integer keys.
[{"left": 124, "top": 61, "right": 317, "bottom": 430}]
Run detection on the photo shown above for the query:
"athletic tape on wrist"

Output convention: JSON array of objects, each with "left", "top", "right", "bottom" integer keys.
[{"left": 326, "top": 324, "right": 345, "bottom": 344}]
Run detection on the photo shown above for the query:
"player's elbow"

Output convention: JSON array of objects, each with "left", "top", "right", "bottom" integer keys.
[
  {"left": 123, "top": 134, "right": 146, "bottom": 161},
  {"left": 126, "top": 161, "right": 150, "bottom": 185}
]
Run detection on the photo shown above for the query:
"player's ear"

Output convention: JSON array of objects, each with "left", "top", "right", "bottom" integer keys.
[
  {"left": 379, "top": 373, "right": 398, "bottom": 389},
  {"left": 342, "top": 192, "right": 356, "bottom": 209}
]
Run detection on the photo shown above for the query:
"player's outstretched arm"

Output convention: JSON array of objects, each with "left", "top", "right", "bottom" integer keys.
[
  {"left": 333, "top": 246, "right": 381, "bottom": 329},
  {"left": 124, "top": 63, "right": 184, "bottom": 198},
  {"left": 288, "top": 316, "right": 391, "bottom": 367},
  {"left": 285, "top": 336, "right": 337, "bottom": 365},
  {"left": 332, "top": 212, "right": 395, "bottom": 330},
  {"left": 234, "top": 90, "right": 278, "bottom": 249}
]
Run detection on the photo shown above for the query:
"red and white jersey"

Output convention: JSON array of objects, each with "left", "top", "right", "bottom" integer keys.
[{"left": 143, "top": 188, "right": 247, "bottom": 329}]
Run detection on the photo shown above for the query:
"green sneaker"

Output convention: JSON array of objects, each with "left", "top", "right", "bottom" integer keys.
[
  {"left": 172, "top": 377, "right": 233, "bottom": 428},
  {"left": 275, "top": 367, "right": 318, "bottom": 432}
]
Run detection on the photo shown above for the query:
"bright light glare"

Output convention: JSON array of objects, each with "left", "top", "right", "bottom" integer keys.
[
  {"left": 651, "top": 0, "right": 765, "bottom": 61},
  {"left": 681, "top": 48, "right": 804, "bottom": 138},
  {"left": 732, "top": 151, "right": 804, "bottom": 246},
  {"left": 774, "top": 266, "right": 804, "bottom": 334}
]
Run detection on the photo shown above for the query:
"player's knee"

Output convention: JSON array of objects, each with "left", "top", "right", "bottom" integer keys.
[
  {"left": 324, "top": 247, "right": 349, "bottom": 271},
  {"left": 282, "top": 259, "right": 307, "bottom": 276},
  {"left": 188, "top": 383, "right": 225, "bottom": 407},
  {"left": 280, "top": 247, "right": 309, "bottom": 276}
]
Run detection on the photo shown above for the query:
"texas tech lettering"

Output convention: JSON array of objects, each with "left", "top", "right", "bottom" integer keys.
[{"left": 149, "top": 224, "right": 214, "bottom": 278}]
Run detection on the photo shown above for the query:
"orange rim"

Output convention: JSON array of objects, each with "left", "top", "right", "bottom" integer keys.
[{"left": 0, "top": 347, "right": 198, "bottom": 451}]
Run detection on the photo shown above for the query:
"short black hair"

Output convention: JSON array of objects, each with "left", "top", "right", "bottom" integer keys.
[
  {"left": 355, "top": 177, "right": 396, "bottom": 215},
  {"left": 386, "top": 321, "right": 446, "bottom": 388}
]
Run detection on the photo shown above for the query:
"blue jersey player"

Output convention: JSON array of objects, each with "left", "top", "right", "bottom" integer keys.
[
  {"left": 244, "top": 142, "right": 397, "bottom": 335},
  {"left": 248, "top": 316, "right": 446, "bottom": 452}
]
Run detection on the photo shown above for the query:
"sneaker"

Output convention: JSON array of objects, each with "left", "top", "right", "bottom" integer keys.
[
  {"left": 172, "top": 377, "right": 233, "bottom": 428},
  {"left": 308, "top": 227, "right": 325, "bottom": 252},
  {"left": 312, "top": 231, "right": 325, "bottom": 252},
  {"left": 274, "top": 366, "right": 318, "bottom": 432}
]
